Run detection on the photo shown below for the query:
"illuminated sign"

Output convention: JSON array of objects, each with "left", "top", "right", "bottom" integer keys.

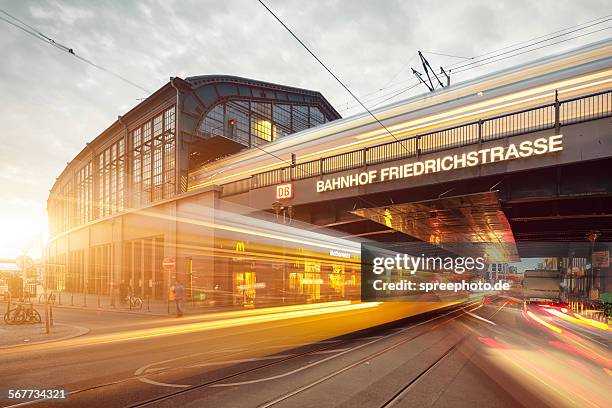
[
  {"left": 276, "top": 183, "right": 294, "bottom": 199},
  {"left": 329, "top": 249, "right": 352, "bottom": 258},
  {"left": 316, "top": 135, "right": 563, "bottom": 193}
]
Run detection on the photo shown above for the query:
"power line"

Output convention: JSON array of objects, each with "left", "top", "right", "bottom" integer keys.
[
  {"left": 449, "top": 17, "right": 612, "bottom": 72},
  {"left": 338, "top": 79, "right": 421, "bottom": 112},
  {"left": 445, "top": 13, "right": 612, "bottom": 70},
  {"left": 370, "top": 25, "right": 610, "bottom": 107},
  {"left": 0, "top": 8, "right": 326, "bottom": 186},
  {"left": 342, "top": 14, "right": 612, "bottom": 112},
  {"left": 422, "top": 50, "right": 471, "bottom": 60},
  {"left": 257, "top": 0, "right": 409, "bottom": 152},
  {"left": 337, "top": 55, "right": 420, "bottom": 111},
  {"left": 255, "top": 0, "right": 438, "bottom": 219},
  {"left": 338, "top": 79, "right": 422, "bottom": 113},
  {"left": 379, "top": 54, "right": 419, "bottom": 90},
  {"left": 452, "top": 26, "right": 611, "bottom": 74},
  {"left": 0, "top": 8, "right": 151, "bottom": 93},
  {"left": 370, "top": 82, "right": 422, "bottom": 109}
]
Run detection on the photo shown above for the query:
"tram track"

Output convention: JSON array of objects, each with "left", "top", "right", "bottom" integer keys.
[
  {"left": 126, "top": 300, "right": 480, "bottom": 407},
  {"left": 376, "top": 301, "right": 507, "bottom": 408},
  {"left": 254, "top": 301, "right": 494, "bottom": 408},
  {"left": 247, "top": 300, "right": 506, "bottom": 408},
  {"left": 0, "top": 301, "right": 479, "bottom": 408}
]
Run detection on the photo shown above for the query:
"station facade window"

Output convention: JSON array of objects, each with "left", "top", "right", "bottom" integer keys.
[
  {"left": 89, "top": 244, "right": 111, "bottom": 295},
  {"left": 66, "top": 249, "right": 85, "bottom": 293},
  {"left": 132, "top": 106, "right": 176, "bottom": 207},
  {"left": 76, "top": 162, "right": 93, "bottom": 224},
  {"left": 121, "top": 236, "right": 165, "bottom": 300},
  {"left": 98, "top": 138, "right": 125, "bottom": 217}
]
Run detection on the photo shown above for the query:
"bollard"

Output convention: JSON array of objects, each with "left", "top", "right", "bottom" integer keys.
[
  {"left": 83, "top": 293, "right": 87, "bottom": 307},
  {"left": 147, "top": 295, "right": 150, "bottom": 312},
  {"left": 58, "top": 292, "right": 62, "bottom": 305},
  {"left": 97, "top": 293, "right": 101, "bottom": 309},
  {"left": 45, "top": 293, "right": 50, "bottom": 334},
  {"left": 71, "top": 293, "right": 74, "bottom": 306}
]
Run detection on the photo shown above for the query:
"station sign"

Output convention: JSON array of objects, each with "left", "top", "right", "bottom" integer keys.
[
  {"left": 276, "top": 183, "right": 294, "bottom": 200},
  {"left": 316, "top": 134, "right": 563, "bottom": 193}
]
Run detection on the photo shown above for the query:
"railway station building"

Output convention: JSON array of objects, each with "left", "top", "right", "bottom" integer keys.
[{"left": 45, "top": 75, "right": 351, "bottom": 306}]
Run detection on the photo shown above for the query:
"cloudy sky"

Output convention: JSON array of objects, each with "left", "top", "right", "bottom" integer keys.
[{"left": 0, "top": 0, "right": 609, "bottom": 259}]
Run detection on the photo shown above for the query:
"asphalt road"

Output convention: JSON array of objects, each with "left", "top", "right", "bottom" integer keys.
[{"left": 0, "top": 299, "right": 610, "bottom": 408}]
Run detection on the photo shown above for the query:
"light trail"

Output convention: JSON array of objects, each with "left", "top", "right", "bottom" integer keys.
[{"left": 190, "top": 71, "right": 612, "bottom": 189}]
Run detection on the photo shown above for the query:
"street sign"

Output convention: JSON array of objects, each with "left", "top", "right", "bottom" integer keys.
[
  {"left": 276, "top": 183, "right": 293, "bottom": 200},
  {"left": 162, "top": 257, "right": 176, "bottom": 271}
]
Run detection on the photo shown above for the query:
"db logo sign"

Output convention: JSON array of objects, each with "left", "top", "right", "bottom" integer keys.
[{"left": 276, "top": 183, "right": 294, "bottom": 200}]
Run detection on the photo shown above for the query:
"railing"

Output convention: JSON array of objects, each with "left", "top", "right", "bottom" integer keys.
[{"left": 222, "top": 89, "right": 612, "bottom": 196}]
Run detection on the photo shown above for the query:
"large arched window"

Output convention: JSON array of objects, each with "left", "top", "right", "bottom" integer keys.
[{"left": 199, "top": 99, "right": 328, "bottom": 148}]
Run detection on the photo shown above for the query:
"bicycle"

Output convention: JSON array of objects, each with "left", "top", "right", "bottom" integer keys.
[
  {"left": 38, "top": 292, "right": 56, "bottom": 305},
  {"left": 4, "top": 303, "right": 41, "bottom": 325},
  {"left": 125, "top": 294, "right": 143, "bottom": 310}
]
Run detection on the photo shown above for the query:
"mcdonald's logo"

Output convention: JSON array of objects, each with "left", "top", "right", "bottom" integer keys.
[{"left": 235, "top": 242, "right": 246, "bottom": 252}]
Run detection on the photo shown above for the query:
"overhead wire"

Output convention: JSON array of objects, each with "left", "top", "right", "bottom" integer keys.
[
  {"left": 0, "top": 8, "right": 152, "bottom": 93},
  {"left": 445, "top": 13, "right": 612, "bottom": 70},
  {"left": 255, "top": 0, "right": 428, "bottom": 217},
  {"left": 449, "top": 17, "right": 612, "bottom": 72},
  {"left": 257, "top": 0, "right": 410, "bottom": 154},
  {"left": 452, "top": 25, "right": 611, "bottom": 74},
  {"left": 343, "top": 15, "right": 612, "bottom": 112}
]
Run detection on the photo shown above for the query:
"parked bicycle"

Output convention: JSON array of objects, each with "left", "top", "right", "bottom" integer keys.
[
  {"left": 125, "top": 294, "right": 143, "bottom": 310},
  {"left": 38, "top": 292, "right": 56, "bottom": 305},
  {"left": 4, "top": 303, "right": 42, "bottom": 325}
]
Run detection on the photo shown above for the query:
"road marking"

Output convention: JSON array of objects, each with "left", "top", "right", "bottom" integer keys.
[
  {"left": 211, "top": 303, "right": 476, "bottom": 387},
  {"left": 134, "top": 346, "right": 251, "bottom": 375},
  {"left": 259, "top": 339, "right": 339, "bottom": 350},
  {"left": 144, "top": 366, "right": 169, "bottom": 373},
  {"left": 139, "top": 377, "right": 190, "bottom": 388},
  {"left": 311, "top": 348, "right": 350, "bottom": 355},
  {"left": 464, "top": 311, "right": 497, "bottom": 326},
  {"left": 211, "top": 338, "right": 388, "bottom": 387},
  {"left": 188, "top": 354, "right": 294, "bottom": 368},
  {"left": 311, "top": 347, "right": 350, "bottom": 356}
]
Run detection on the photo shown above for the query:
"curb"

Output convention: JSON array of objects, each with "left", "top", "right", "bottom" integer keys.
[
  {"left": 1, "top": 301, "right": 172, "bottom": 317},
  {"left": 0, "top": 323, "right": 91, "bottom": 350},
  {"left": 48, "top": 303, "right": 171, "bottom": 317},
  {"left": 27, "top": 302, "right": 242, "bottom": 317}
]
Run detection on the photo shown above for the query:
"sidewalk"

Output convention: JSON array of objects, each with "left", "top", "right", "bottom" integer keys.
[
  {"left": 11, "top": 293, "right": 241, "bottom": 317},
  {"left": 0, "top": 322, "right": 89, "bottom": 349}
]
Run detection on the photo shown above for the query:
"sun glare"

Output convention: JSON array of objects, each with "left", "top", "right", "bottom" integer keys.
[{"left": 0, "top": 214, "right": 46, "bottom": 259}]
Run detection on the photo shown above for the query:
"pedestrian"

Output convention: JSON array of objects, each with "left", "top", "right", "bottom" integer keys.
[
  {"left": 174, "top": 279, "right": 185, "bottom": 317},
  {"left": 119, "top": 281, "right": 128, "bottom": 304}
]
